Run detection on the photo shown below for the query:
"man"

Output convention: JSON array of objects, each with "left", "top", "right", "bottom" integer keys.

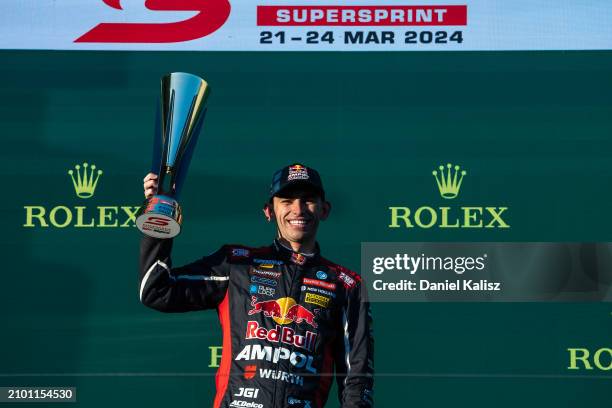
[{"left": 139, "top": 163, "right": 374, "bottom": 408}]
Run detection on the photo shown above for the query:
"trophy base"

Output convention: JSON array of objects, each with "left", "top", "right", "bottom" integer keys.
[{"left": 136, "top": 195, "right": 182, "bottom": 239}]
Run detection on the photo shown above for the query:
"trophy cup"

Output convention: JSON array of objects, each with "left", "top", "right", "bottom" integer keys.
[{"left": 136, "top": 72, "right": 210, "bottom": 238}]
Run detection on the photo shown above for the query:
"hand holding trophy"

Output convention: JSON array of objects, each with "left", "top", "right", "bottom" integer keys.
[{"left": 136, "top": 72, "right": 210, "bottom": 238}]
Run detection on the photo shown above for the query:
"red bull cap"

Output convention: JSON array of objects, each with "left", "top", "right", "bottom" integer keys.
[{"left": 269, "top": 163, "right": 325, "bottom": 200}]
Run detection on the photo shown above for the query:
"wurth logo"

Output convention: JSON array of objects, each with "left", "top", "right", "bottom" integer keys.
[{"left": 76, "top": 0, "right": 231, "bottom": 43}]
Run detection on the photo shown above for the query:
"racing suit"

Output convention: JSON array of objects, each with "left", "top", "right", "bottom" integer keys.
[{"left": 139, "top": 236, "right": 374, "bottom": 408}]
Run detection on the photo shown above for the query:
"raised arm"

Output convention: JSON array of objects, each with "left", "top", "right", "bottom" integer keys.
[{"left": 138, "top": 172, "right": 230, "bottom": 312}]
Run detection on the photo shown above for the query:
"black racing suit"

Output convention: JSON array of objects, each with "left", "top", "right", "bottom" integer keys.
[{"left": 139, "top": 236, "right": 374, "bottom": 408}]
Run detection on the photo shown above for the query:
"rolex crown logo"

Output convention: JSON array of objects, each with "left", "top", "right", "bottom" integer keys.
[
  {"left": 68, "top": 162, "right": 103, "bottom": 199},
  {"left": 432, "top": 163, "right": 466, "bottom": 199}
]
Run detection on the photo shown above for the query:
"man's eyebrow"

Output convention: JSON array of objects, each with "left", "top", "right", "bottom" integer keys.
[{"left": 276, "top": 190, "right": 320, "bottom": 200}]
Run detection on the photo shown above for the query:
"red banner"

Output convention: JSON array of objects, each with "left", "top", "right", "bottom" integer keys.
[{"left": 257, "top": 5, "right": 467, "bottom": 26}]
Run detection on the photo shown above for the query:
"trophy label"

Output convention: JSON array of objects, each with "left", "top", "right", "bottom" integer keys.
[{"left": 136, "top": 213, "right": 181, "bottom": 238}]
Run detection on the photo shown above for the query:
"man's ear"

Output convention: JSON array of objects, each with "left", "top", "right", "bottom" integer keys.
[
  {"left": 320, "top": 200, "right": 331, "bottom": 221},
  {"left": 262, "top": 202, "right": 273, "bottom": 222}
]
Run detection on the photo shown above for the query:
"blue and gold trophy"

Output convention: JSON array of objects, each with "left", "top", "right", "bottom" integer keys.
[{"left": 136, "top": 72, "right": 210, "bottom": 238}]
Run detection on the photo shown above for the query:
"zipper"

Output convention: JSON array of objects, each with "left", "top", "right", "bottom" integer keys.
[
  {"left": 285, "top": 261, "right": 304, "bottom": 406},
  {"left": 271, "top": 259, "right": 292, "bottom": 406}
]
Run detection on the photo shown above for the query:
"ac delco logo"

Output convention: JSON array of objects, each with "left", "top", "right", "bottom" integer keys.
[{"left": 76, "top": 0, "right": 231, "bottom": 43}]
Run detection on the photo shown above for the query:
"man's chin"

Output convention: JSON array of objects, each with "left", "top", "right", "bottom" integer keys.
[
  {"left": 285, "top": 225, "right": 314, "bottom": 236},
  {"left": 282, "top": 232, "right": 314, "bottom": 244},
  {"left": 287, "top": 235, "right": 307, "bottom": 243}
]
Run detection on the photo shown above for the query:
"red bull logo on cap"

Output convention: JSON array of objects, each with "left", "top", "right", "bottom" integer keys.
[
  {"left": 288, "top": 165, "right": 309, "bottom": 181},
  {"left": 248, "top": 296, "right": 319, "bottom": 328}
]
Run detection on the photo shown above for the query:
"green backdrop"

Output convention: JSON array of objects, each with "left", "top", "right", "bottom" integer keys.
[{"left": 1, "top": 50, "right": 611, "bottom": 407}]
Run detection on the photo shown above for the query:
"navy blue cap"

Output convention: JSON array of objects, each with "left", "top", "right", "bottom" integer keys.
[{"left": 269, "top": 163, "right": 325, "bottom": 200}]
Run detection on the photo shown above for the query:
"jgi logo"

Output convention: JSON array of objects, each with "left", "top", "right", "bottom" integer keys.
[{"left": 234, "top": 388, "right": 260, "bottom": 398}]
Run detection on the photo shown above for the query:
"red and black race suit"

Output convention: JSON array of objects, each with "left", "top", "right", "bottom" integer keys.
[{"left": 140, "top": 236, "right": 374, "bottom": 408}]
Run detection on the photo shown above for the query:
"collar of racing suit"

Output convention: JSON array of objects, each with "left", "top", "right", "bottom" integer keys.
[{"left": 272, "top": 239, "right": 321, "bottom": 266}]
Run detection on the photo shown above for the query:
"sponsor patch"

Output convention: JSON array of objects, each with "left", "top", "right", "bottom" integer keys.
[
  {"left": 234, "top": 388, "right": 260, "bottom": 399},
  {"left": 287, "top": 164, "right": 309, "bottom": 181},
  {"left": 257, "top": 263, "right": 275, "bottom": 269},
  {"left": 230, "top": 400, "right": 263, "bottom": 408},
  {"left": 248, "top": 296, "right": 319, "bottom": 328},
  {"left": 316, "top": 270, "right": 327, "bottom": 280},
  {"left": 288, "top": 397, "right": 313, "bottom": 408},
  {"left": 305, "top": 293, "right": 330, "bottom": 308},
  {"left": 251, "top": 268, "right": 281, "bottom": 279},
  {"left": 235, "top": 344, "right": 317, "bottom": 373},
  {"left": 257, "top": 285, "right": 275, "bottom": 297},
  {"left": 301, "top": 285, "right": 336, "bottom": 298},
  {"left": 243, "top": 365, "right": 257, "bottom": 380},
  {"left": 291, "top": 253, "right": 307, "bottom": 265},
  {"left": 251, "top": 275, "right": 277, "bottom": 287},
  {"left": 338, "top": 271, "right": 357, "bottom": 288},
  {"left": 303, "top": 277, "right": 336, "bottom": 290},
  {"left": 245, "top": 320, "right": 317, "bottom": 352},
  {"left": 258, "top": 368, "right": 304, "bottom": 386},
  {"left": 253, "top": 258, "right": 284, "bottom": 266},
  {"left": 232, "top": 248, "right": 250, "bottom": 257}
]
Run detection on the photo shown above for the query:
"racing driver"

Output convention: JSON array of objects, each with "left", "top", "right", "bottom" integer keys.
[{"left": 139, "top": 163, "right": 374, "bottom": 408}]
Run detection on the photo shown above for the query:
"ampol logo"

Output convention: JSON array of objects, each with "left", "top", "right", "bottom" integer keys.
[{"left": 76, "top": 0, "right": 231, "bottom": 43}]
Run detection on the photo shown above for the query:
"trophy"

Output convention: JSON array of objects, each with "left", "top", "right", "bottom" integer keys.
[{"left": 136, "top": 72, "right": 210, "bottom": 238}]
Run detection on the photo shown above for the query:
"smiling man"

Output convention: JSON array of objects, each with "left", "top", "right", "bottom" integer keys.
[{"left": 139, "top": 163, "right": 374, "bottom": 408}]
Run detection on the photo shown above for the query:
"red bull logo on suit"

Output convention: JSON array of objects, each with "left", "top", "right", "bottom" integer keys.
[
  {"left": 245, "top": 321, "right": 317, "bottom": 352},
  {"left": 248, "top": 296, "right": 319, "bottom": 328}
]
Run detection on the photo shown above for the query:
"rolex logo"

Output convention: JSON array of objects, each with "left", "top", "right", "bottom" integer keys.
[
  {"left": 433, "top": 163, "right": 466, "bottom": 199},
  {"left": 23, "top": 161, "right": 138, "bottom": 229},
  {"left": 68, "top": 162, "right": 103, "bottom": 199},
  {"left": 388, "top": 161, "right": 510, "bottom": 230}
]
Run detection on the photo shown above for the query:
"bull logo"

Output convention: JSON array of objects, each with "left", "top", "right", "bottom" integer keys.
[{"left": 248, "top": 296, "right": 319, "bottom": 328}]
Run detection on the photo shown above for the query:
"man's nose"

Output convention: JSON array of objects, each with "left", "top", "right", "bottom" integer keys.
[{"left": 290, "top": 199, "right": 308, "bottom": 214}]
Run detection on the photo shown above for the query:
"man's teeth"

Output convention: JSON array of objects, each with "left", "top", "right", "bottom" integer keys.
[{"left": 289, "top": 220, "right": 307, "bottom": 225}]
